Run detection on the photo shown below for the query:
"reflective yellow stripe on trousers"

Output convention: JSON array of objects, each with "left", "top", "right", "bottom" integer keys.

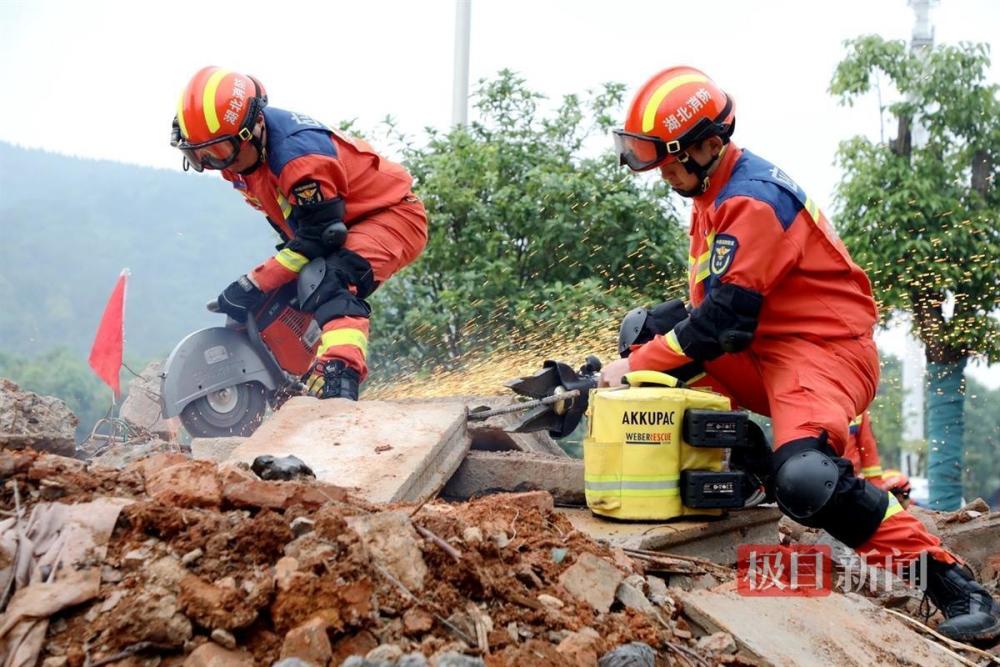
[
  {"left": 318, "top": 329, "right": 369, "bottom": 359},
  {"left": 881, "top": 493, "right": 904, "bottom": 522}
]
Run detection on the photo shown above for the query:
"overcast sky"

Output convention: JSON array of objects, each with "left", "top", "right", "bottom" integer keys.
[{"left": 1, "top": 0, "right": 997, "bottom": 386}]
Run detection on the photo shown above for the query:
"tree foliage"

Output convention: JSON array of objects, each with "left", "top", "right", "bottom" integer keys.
[
  {"left": 366, "top": 71, "right": 687, "bottom": 378},
  {"left": 964, "top": 377, "right": 1000, "bottom": 505},
  {"left": 830, "top": 37, "right": 1000, "bottom": 364},
  {"left": 373, "top": 70, "right": 686, "bottom": 378},
  {"left": 869, "top": 353, "right": 905, "bottom": 465}
]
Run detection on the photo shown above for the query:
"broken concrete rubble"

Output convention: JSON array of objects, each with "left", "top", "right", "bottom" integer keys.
[
  {"left": 911, "top": 501, "right": 1000, "bottom": 575},
  {"left": 442, "top": 450, "right": 584, "bottom": 505},
  {"left": 347, "top": 510, "right": 429, "bottom": 592},
  {"left": 2, "top": 448, "right": 745, "bottom": 666},
  {"left": 281, "top": 616, "right": 334, "bottom": 665},
  {"left": 406, "top": 395, "right": 570, "bottom": 458},
  {"left": 190, "top": 436, "right": 246, "bottom": 463},
  {"left": 0, "top": 377, "right": 77, "bottom": 457},
  {"left": 558, "top": 551, "right": 625, "bottom": 613},
  {"left": 119, "top": 360, "right": 179, "bottom": 440},
  {"left": 145, "top": 459, "right": 222, "bottom": 508},
  {"left": 3, "top": 383, "right": 996, "bottom": 665}
]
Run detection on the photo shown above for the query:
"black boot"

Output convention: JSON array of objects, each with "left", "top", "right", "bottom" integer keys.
[
  {"left": 320, "top": 360, "right": 361, "bottom": 400},
  {"left": 923, "top": 557, "right": 1000, "bottom": 644}
]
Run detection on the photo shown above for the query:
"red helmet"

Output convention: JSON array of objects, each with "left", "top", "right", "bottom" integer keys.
[
  {"left": 171, "top": 66, "right": 267, "bottom": 172},
  {"left": 614, "top": 66, "right": 735, "bottom": 172}
]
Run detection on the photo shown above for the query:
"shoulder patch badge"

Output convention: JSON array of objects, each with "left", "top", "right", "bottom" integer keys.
[
  {"left": 769, "top": 166, "right": 800, "bottom": 193},
  {"left": 710, "top": 234, "right": 739, "bottom": 277},
  {"left": 291, "top": 180, "right": 323, "bottom": 205}
]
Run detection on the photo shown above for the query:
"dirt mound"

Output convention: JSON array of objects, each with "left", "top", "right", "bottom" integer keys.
[{"left": 1, "top": 449, "right": 741, "bottom": 666}]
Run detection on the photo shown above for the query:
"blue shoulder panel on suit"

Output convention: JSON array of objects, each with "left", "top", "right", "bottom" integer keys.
[
  {"left": 263, "top": 107, "right": 337, "bottom": 175},
  {"left": 715, "top": 150, "right": 808, "bottom": 231}
]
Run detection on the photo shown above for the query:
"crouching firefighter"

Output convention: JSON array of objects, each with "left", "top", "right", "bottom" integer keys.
[
  {"left": 602, "top": 66, "right": 1000, "bottom": 644},
  {"left": 171, "top": 66, "right": 428, "bottom": 400}
]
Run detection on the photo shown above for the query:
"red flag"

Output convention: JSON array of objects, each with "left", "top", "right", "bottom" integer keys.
[{"left": 88, "top": 270, "right": 129, "bottom": 397}]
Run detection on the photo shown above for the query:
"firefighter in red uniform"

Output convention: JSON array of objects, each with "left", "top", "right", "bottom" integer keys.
[
  {"left": 171, "top": 67, "right": 427, "bottom": 400},
  {"left": 602, "top": 66, "right": 999, "bottom": 644},
  {"left": 881, "top": 469, "right": 913, "bottom": 509},
  {"left": 845, "top": 411, "right": 884, "bottom": 487}
]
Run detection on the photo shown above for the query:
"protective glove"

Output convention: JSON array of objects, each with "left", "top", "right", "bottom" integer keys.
[
  {"left": 728, "top": 420, "right": 774, "bottom": 501},
  {"left": 216, "top": 275, "right": 263, "bottom": 322},
  {"left": 302, "top": 359, "right": 360, "bottom": 400}
]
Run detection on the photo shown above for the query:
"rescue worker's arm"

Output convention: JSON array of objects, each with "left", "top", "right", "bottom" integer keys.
[
  {"left": 857, "top": 411, "right": 884, "bottom": 485},
  {"left": 250, "top": 154, "right": 350, "bottom": 292},
  {"left": 629, "top": 195, "right": 804, "bottom": 370}
]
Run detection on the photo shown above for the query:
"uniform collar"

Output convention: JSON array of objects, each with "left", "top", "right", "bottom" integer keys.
[{"left": 693, "top": 143, "right": 742, "bottom": 211}]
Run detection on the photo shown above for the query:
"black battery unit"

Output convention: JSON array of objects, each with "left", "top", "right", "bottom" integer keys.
[
  {"left": 683, "top": 409, "right": 749, "bottom": 448},
  {"left": 680, "top": 470, "right": 751, "bottom": 509}
]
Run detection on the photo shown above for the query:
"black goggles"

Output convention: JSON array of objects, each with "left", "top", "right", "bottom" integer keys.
[
  {"left": 612, "top": 130, "right": 685, "bottom": 172},
  {"left": 176, "top": 127, "right": 252, "bottom": 172},
  {"left": 614, "top": 98, "right": 735, "bottom": 172}
]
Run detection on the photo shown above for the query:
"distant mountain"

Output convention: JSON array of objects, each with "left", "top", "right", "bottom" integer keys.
[{"left": 0, "top": 142, "right": 275, "bottom": 360}]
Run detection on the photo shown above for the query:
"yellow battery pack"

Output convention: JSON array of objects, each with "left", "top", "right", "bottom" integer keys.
[{"left": 583, "top": 371, "right": 731, "bottom": 520}]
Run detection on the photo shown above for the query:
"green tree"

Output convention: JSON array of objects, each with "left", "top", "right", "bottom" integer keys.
[
  {"left": 964, "top": 378, "right": 1000, "bottom": 506},
  {"left": 869, "top": 353, "right": 905, "bottom": 469},
  {"left": 830, "top": 37, "right": 1000, "bottom": 509},
  {"left": 367, "top": 71, "right": 686, "bottom": 384}
]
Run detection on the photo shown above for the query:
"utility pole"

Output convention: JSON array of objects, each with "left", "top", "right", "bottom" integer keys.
[
  {"left": 452, "top": 0, "right": 472, "bottom": 126},
  {"left": 900, "top": 0, "right": 937, "bottom": 474}
]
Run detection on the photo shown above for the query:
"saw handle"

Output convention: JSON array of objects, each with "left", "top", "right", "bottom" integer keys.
[{"left": 622, "top": 370, "right": 683, "bottom": 388}]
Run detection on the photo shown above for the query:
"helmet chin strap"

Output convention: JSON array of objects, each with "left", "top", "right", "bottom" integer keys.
[
  {"left": 672, "top": 149, "right": 723, "bottom": 198},
  {"left": 235, "top": 119, "right": 267, "bottom": 176}
]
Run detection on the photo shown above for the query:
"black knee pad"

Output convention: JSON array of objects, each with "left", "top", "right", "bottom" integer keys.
[
  {"left": 771, "top": 433, "right": 889, "bottom": 548},
  {"left": 301, "top": 248, "right": 377, "bottom": 326}
]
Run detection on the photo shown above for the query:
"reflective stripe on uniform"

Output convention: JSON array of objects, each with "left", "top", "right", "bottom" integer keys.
[
  {"left": 276, "top": 190, "right": 292, "bottom": 219},
  {"left": 862, "top": 466, "right": 884, "bottom": 479},
  {"left": 318, "top": 329, "right": 369, "bottom": 359},
  {"left": 804, "top": 196, "right": 821, "bottom": 224},
  {"left": 665, "top": 330, "right": 685, "bottom": 355},
  {"left": 274, "top": 248, "right": 309, "bottom": 272},
  {"left": 689, "top": 231, "right": 716, "bottom": 285},
  {"left": 202, "top": 68, "right": 230, "bottom": 133},
  {"left": 882, "top": 493, "right": 904, "bottom": 522}
]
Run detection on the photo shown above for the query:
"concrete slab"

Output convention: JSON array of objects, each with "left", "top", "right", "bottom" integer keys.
[
  {"left": 442, "top": 451, "right": 584, "bottom": 505},
  {"left": 558, "top": 506, "right": 783, "bottom": 565},
  {"left": 191, "top": 437, "right": 246, "bottom": 463},
  {"left": 401, "top": 396, "right": 570, "bottom": 457},
  {"left": 677, "top": 582, "right": 961, "bottom": 666},
  {"left": 227, "top": 397, "right": 470, "bottom": 504}
]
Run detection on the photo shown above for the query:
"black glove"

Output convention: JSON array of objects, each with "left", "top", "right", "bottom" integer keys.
[
  {"left": 729, "top": 421, "right": 775, "bottom": 501},
  {"left": 216, "top": 275, "right": 263, "bottom": 322}
]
